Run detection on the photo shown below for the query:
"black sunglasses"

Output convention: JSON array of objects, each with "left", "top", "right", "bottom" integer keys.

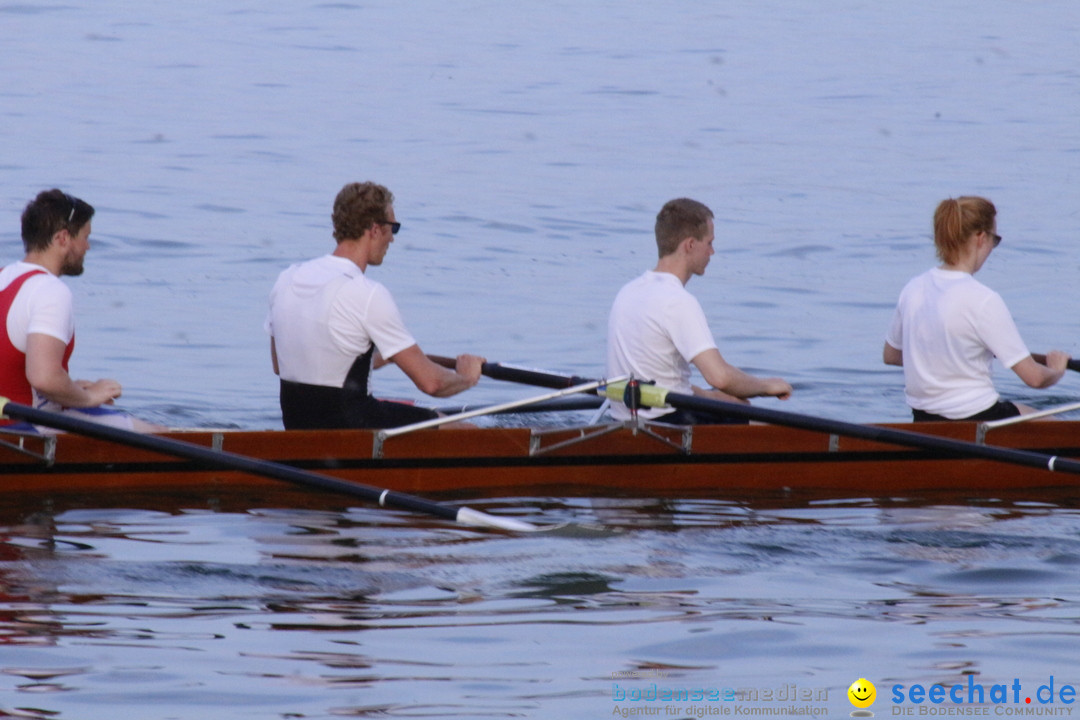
[
  {"left": 381, "top": 221, "right": 401, "bottom": 235},
  {"left": 991, "top": 233, "right": 1002, "bottom": 247}
]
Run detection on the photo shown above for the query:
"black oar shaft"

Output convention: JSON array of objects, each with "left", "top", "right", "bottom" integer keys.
[
  {"left": 435, "top": 395, "right": 604, "bottom": 415},
  {"left": 428, "top": 355, "right": 595, "bottom": 390},
  {"left": 1, "top": 401, "right": 458, "bottom": 523},
  {"left": 479, "top": 363, "right": 595, "bottom": 389},
  {"left": 662, "top": 391, "right": 1080, "bottom": 475},
  {"left": 436, "top": 358, "right": 1080, "bottom": 478}
]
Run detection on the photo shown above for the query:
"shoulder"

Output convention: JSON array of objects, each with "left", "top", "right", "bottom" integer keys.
[
  {"left": 0, "top": 262, "right": 54, "bottom": 288},
  {"left": 971, "top": 281, "right": 1008, "bottom": 312},
  {"left": 956, "top": 274, "right": 1002, "bottom": 302},
  {"left": 335, "top": 273, "right": 400, "bottom": 316},
  {"left": 340, "top": 270, "right": 385, "bottom": 296},
  {"left": 15, "top": 268, "right": 69, "bottom": 303},
  {"left": 898, "top": 267, "right": 934, "bottom": 292},
  {"left": 654, "top": 273, "right": 700, "bottom": 309},
  {"left": 271, "top": 255, "right": 361, "bottom": 299},
  {"left": 282, "top": 253, "right": 354, "bottom": 276},
  {"left": 615, "top": 270, "right": 650, "bottom": 292},
  {"left": 616, "top": 271, "right": 687, "bottom": 298}
]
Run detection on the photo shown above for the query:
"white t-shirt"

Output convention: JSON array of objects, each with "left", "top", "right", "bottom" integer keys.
[
  {"left": 606, "top": 270, "right": 718, "bottom": 420},
  {"left": 0, "top": 261, "right": 74, "bottom": 350},
  {"left": 885, "top": 267, "right": 1030, "bottom": 418},
  {"left": 266, "top": 255, "right": 417, "bottom": 391}
]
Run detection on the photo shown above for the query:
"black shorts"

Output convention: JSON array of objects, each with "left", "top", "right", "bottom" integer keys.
[
  {"left": 912, "top": 400, "right": 1020, "bottom": 423},
  {"left": 280, "top": 379, "right": 438, "bottom": 430},
  {"left": 347, "top": 397, "right": 439, "bottom": 429}
]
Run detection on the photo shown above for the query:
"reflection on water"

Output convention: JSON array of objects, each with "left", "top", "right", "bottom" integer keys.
[{"left": 2, "top": 496, "right": 1080, "bottom": 717}]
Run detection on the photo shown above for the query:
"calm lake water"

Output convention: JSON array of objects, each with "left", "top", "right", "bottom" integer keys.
[{"left": 3, "top": 1, "right": 1080, "bottom": 718}]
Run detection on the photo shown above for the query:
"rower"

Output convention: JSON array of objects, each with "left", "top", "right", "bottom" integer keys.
[
  {"left": 265, "top": 181, "right": 485, "bottom": 430},
  {"left": 1, "top": 189, "right": 161, "bottom": 434},
  {"left": 605, "top": 198, "right": 792, "bottom": 425},
  {"left": 883, "top": 196, "right": 1070, "bottom": 422}
]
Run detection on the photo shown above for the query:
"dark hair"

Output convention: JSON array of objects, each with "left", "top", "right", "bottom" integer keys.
[
  {"left": 332, "top": 182, "right": 394, "bottom": 242},
  {"left": 655, "top": 198, "right": 714, "bottom": 257},
  {"left": 933, "top": 196, "right": 996, "bottom": 265},
  {"left": 21, "top": 189, "right": 95, "bottom": 252}
]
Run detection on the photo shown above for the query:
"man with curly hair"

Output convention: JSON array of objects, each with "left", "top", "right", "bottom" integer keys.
[{"left": 266, "top": 181, "right": 484, "bottom": 429}]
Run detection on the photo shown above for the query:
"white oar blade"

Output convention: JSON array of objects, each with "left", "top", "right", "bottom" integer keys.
[{"left": 455, "top": 507, "right": 542, "bottom": 532}]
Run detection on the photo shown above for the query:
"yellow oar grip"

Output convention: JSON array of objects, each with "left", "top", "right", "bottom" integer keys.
[
  {"left": 602, "top": 381, "right": 669, "bottom": 408},
  {"left": 0, "top": 396, "right": 8, "bottom": 419}
]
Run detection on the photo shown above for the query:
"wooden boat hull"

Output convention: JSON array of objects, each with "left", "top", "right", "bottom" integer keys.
[{"left": 3, "top": 419, "right": 1080, "bottom": 503}]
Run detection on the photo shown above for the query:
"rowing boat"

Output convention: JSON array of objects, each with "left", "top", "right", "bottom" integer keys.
[{"left": 4, "top": 417, "right": 1080, "bottom": 501}]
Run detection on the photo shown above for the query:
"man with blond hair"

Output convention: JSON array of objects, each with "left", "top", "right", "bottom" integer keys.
[{"left": 267, "top": 181, "right": 484, "bottom": 429}]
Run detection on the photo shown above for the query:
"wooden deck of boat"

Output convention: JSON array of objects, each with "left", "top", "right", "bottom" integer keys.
[{"left": 2, "top": 419, "right": 1079, "bottom": 502}]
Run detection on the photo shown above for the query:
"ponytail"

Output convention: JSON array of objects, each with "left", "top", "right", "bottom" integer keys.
[{"left": 932, "top": 196, "right": 996, "bottom": 265}]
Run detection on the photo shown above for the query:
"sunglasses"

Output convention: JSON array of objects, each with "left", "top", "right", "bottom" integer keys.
[
  {"left": 381, "top": 221, "right": 401, "bottom": 235},
  {"left": 991, "top": 233, "right": 1002, "bottom": 247},
  {"left": 64, "top": 193, "right": 77, "bottom": 223}
]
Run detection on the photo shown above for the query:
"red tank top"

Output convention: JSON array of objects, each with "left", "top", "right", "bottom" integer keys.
[{"left": 0, "top": 269, "right": 75, "bottom": 417}]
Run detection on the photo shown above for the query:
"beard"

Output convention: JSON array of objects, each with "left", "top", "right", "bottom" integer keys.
[{"left": 59, "top": 256, "right": 85, "bottom": 277}]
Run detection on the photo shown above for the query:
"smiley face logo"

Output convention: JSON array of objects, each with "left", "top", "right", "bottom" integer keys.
[{"left": 848, "top": 678, "right": 876, "bottom": 709}]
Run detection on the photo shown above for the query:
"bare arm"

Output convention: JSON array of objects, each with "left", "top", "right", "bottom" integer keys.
[
  {"left": 270, "top": 337, "right": 279, "bottom": 375},
  {"left": 690, "top": 348, "right": 792, "bottom": 400},
  {"left": 25, "top": 333, "right": 122, "bottom": 408},
  {"left": 1013, "top": 351, "right": 1068, "bottom": 389},
  {"left": 883, "top": 342, "right": 903, "bottom": 366},
  {"left": 389, "top": 344, "right": 484, "bottom": 398}
]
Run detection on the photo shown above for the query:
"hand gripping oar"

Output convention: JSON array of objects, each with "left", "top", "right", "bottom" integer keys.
[
  {"left": 603, "top": 381, "right": 1080, "bottom": 476},
  {"left": 1031, "top": 353, "right": 1080, "bottom": 373},
  {"left": 0, "top": 398, "right": 538, "bottom": 532}
]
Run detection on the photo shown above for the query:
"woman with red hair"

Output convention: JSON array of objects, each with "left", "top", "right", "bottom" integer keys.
[{"left": 884, "top": 196, "right": 1069, "bottom": 421}]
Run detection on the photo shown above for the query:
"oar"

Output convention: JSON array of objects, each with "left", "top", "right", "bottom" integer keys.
[
  {"left": 601, "top": 381, "right": 1080, "bottom": 476},
  {"left": 0, "top": 398, "right": 539, "bottom": 532},
  {"left": 428, "top": 355, "right": 597, "bottom": 389},
  {"left": 1031, "top": 353, "right": 1080, "bottom": 373},
  {"left": 450, "top": 359, "right": 1080, "bottom": 473},
  {"left": 433, "top": 356, "right": 1080, "bottom": 475},
  {"left": 380, "top": 375, "right": 628, "bottom": 439},
  {"left": 434, "top": 396, "right": 604, "bottom": 415}
]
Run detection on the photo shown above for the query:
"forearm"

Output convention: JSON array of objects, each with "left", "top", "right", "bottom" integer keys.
[
  {"left": 715, "top": 368, "right": 782, "bottom": 399},
  {"left": 427, "top": 367, "right": 480, "bottom": 398},
  {"left": 25, "top": 333, "right": 121, "bottom": 407},
  {"left": 31, "top": 371, "right": 104, "bottom": 408},
  {"left": 393, "top": 346, "right": 483, "bottom": 398},
  {"left": 1014, "top": 354, "right": 1067, "bottom": 389},
  {"left": 1026, "top": 365, "right": 1064, "bottom": 389},
  {"left": 693, "top": 348, "right": 790, "bottom": 400},
  {"left": 691, "top": 384, "right": 749, "bottom": 405}
]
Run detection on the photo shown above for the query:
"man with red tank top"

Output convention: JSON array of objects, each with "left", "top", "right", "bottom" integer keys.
[{"left": 1, "top": 189, "right": 159, "bottom": 432}]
